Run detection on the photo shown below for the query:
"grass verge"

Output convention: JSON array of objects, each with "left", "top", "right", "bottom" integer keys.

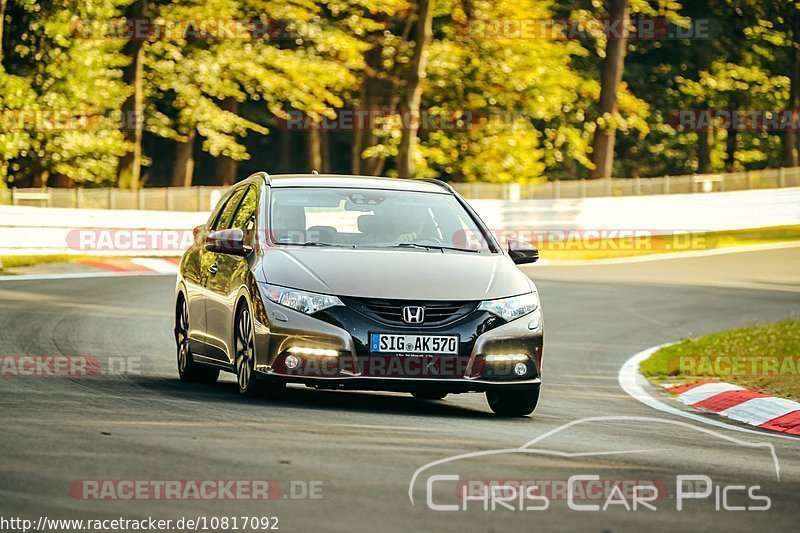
[
  {"left": 640, "top": 319, "right": 800, "bottom": 401},
  {"left": 0, "top": 254, "right": 123, "bottom": 273}
]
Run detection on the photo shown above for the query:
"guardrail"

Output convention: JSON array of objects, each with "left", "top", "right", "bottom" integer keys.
[
  {"left": 1, "top": 167, "right": 799, "bottom": 210},
  {"left": 1, "top": 187, "right": 798, "bottom": 257}
]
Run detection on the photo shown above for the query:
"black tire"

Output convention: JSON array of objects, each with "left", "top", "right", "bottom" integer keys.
[
  {"left": 412, "top": 391, "right": 448, "bottom": 401},
  {"left": 234, "top": 302, "right": 285, "bottom": 399},
  {"left": 176, "top": 297, "right": 219, "bottom": 384},
  {"left": 486, "top": 387, "right": 540, "bottom": 417}
]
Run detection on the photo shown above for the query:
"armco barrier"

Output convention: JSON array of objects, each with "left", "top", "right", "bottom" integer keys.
[
  {"left": 3, "top": 167, "right": 800, "bottom": 209},
  {"left": 0, "top": 188, "right": 798, "bottom": 256}
]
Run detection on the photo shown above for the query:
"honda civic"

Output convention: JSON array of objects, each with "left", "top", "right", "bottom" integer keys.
[{"left": 174, "top": 172, "right": 543, "bottom": 416}]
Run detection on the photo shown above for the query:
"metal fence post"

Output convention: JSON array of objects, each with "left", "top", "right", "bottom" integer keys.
[
  {"left": 166, "top": 187, "right": 173, "bottom": 210},
  {"left": 75, "top": 188, "right": 81, "bottom": 208},
  {"left": 746, "top": 171, "right": 753, "bottom": 189},
  {"left": 606, "top": 179, "right": 613, "bottom": 196},
  {"left": 779, "top": 167, "right": 786, "bottom": 188},
  {"left": 10, "top": 188, "right": 16, "bottom": 205},
  {"left": 46, "top": 187, "right": 52, "bottom": 207},
  {"left": 663, "top": 176, "right": 670, "bottom": 194},
  {"left": 137, "top": 188, "right": 143, "bottom": 210}
]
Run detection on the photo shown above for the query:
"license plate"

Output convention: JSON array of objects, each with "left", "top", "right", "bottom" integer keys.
[{"left": 370, "top": 333, "right": 459, "bottom": 355}]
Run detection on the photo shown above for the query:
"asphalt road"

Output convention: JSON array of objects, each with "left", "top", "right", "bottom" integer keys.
[{"left": 1, "top": 247, "right": 799, "bottom": 532}]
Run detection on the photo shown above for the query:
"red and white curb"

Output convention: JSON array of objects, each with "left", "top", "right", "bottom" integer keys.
[
  {"left": 0, "top": 257, "right": 181, "bottom": 282},
  {"left": 78, "top": 257, "right": 180, "bottom": 274},
  {"left": 618, "top": 344, "right": 798, "bottom": 440},
  {"left": 666, "top": 381, "right": 800, "bottom": 435}
]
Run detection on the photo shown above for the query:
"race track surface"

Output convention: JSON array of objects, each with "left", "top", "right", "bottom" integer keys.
[{"left": 1, "top": 247, "right": 799, "bottom": 532}]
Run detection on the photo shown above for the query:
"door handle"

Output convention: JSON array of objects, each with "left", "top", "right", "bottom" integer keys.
[{"left": 208, "top": 261, "right": 218, "bottom": 275}]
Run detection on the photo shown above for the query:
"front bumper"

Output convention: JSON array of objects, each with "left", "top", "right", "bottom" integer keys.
[{"left": 251, "top": 298, "right": 543, "bottom": 394}]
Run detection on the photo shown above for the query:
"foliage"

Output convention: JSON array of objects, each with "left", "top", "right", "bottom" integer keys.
[{"left": 0, "top": 0, "right": 796, "bottom": 186}]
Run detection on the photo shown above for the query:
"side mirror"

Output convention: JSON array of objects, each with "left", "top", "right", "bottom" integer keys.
[
  {"left": 192, "top": 224, "right": 206, "bottom": 243},
  {"left": 507, "top": 240, "right": 539, "bottom": 265},
  {"left": 205, "top": 228, "right": 252, "bottom": 256}
]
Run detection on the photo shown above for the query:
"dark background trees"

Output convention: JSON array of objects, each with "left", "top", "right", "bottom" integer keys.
[{"left": 0, "top": 0, "right": 797, "bottom": 189}]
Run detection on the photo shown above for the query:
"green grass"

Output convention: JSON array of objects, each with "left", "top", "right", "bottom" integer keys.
[
  {"left": 0, "top": 254, "right": 123, "bottom": 273},
  {"left": 0, "top": 254, "right": 84, "bottom": 270},
  {"left": 539, "top": 225, "right": 800, "bottom": 261},
  {"left": 641, "top": 319, "right": 800, "bottom": 401}
]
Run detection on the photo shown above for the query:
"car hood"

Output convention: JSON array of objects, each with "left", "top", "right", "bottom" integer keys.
[{"left": 259, "top": 248, "right": 532, "bottom": 300}]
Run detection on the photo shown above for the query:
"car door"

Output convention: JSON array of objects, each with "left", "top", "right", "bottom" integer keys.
[
  {"left": 183, "top": 188, "right": 236, "bottom": 352},
  {"left": 204, "top": 184, "right": 256, "bottom": 363}
]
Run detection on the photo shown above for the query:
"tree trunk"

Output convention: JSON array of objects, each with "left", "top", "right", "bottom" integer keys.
[
  {"left": 116, "top": 0, "right": 146, "bottom": 189},
  {"left": 696, "top": 46, "right": 713, "bottom": 173},
  {"left": 785, "top": 16, "right": 800, "bottom": 167},
  {"left": 697, "top": 124, "right": 714, "bottom": 174},
  {"left": 214, "top": 97, "right": 240, "bottom": 185},
  {"left": 589, "top": 0, "right": 629, "bottom": 179},
  {"left": 0, "top": 0, "right": 8, "bottom": 65},
  {"left": 279, "top": 129, "right": 291, "bottom": 173},
  {"left": 307, "top": 121, "right": 322, "bottom": 172},
  {"left": 321, "top": 127, "right": 330, "bottom": 173},
  {"left": 397, "top": 0, "right": 434, "bottom": 179},
  {"left": 171, "top": 129, "right": 196, "bottom": 187},
  {"left": 725, "top": 125, "right": 738, "bottom": 172}
]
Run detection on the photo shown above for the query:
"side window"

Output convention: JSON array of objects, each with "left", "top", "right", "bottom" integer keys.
[
  {"left": 214, "top": 187, "right": 246, "bottom": 231},
  {"left": 231, "top": 186, "right": 258, "bottom": 231}
]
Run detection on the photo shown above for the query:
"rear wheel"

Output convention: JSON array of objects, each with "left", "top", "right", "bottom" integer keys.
[
  {"left": 412, "top": 391, "right": 448, "bottom": 401},
  {"left": 235, "top": 303, "right": 284, "bottom": 399},
  {"left": 486, "top": 387, "right": 539, "bottom": 417},
  {"left": 175, "top": 297, "right": 219, "bottom": 384}
]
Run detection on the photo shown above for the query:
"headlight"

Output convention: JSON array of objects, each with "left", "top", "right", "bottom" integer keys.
[
  {"left": 478, "top": 292, "right": 540, "bottom": 322},
  {"left": 259, "top": 284, "right": 343, "bottom": 314}
]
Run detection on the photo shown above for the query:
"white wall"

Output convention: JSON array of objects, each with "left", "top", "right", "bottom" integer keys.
[{"left": 1, "top": 188, "right": 798, "bottom": 256}]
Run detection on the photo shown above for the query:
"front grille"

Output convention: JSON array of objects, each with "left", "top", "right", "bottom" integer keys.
[{"left": 343, "top": 297, "right": 478, "bottom": 327}]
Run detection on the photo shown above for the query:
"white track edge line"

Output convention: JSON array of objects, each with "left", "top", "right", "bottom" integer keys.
[{"left": 617, "top": 344, "right": 798, "bottom": 441}]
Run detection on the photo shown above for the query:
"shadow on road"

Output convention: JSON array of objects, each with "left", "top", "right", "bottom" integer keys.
[{"left": 128, "top": 374, "right": 501, "bottom": 420}]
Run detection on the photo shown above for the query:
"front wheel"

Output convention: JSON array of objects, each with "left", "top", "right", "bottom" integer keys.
[
  {"left": 486, "top": 387, "right": 539, "bottom": 417},
  {"left": 234, "top": 303, "right": 284, "bottom": 399}
]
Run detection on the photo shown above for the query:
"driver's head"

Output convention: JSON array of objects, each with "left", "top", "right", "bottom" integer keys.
[
  {"left": 393, "top": 205, "right": 429, "bottom": 236},
  {"left": 272, "top": 206, "right": 306, "bottom": 243}
]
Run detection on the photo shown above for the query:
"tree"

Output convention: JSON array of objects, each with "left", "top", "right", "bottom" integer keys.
[
  {"left": 397, "top": 0, "right": 434, "bottom": 179},
  {"left": 116, "top": 0, "right": 146, "bottom": 189},
  {"left": 589, "top": 0, "right": 630, "bottom": 179}
]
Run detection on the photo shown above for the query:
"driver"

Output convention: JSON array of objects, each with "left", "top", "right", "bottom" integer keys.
[{"left": 393, "top": 204, "right": 439, "bottom": 243}]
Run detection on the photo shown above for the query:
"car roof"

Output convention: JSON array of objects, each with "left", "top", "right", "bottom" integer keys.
[{"left": 264, "top": 174, "right": 451, "bottom": 194}]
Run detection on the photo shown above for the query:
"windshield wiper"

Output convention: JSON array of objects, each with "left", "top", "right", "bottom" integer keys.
[
  {"left": 392, "top": 243, "right": 481, "bottom": 253},
  {"left": 280, "top": 241, "right": 350, "bottom": 248}
]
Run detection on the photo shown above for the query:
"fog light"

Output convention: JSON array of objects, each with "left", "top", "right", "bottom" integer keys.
[
  {"left": 485, "top": 354, "right": 528, "bottom": 363},
  {"left": 285, "top": 355, "right": 300, "bottom": 370},
  {"left": 514, "top": 362, "right": 528, "bottom": 376},
  {"left": 287, "top": 346, "right": 339, "bottom": 357}
]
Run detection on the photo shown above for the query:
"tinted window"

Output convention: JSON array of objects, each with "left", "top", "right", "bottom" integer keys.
[
  {"left": 269, "top": 188, "right": 492, "bottom": 252},
  {"left": 231, "top": 186, "right": 258, "bottom": 231},
  {"left": 214, "top": 187, "right": 246, "bottom": 231}
]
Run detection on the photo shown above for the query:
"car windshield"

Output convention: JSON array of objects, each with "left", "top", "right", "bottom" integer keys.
[{"left": 269, "top": 187, "right": 493, "bottom": 253}]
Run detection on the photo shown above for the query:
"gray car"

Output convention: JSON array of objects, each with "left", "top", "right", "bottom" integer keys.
[{"left": 174, "top": 173, "right": 543, "bottom": 416}]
